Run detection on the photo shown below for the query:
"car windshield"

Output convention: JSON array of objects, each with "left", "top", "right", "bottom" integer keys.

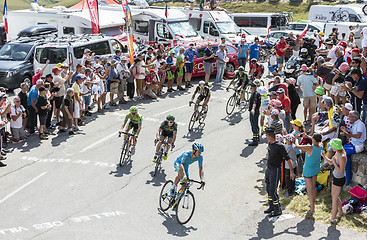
[
  {"left": 0, "top": 43, "right": 33, "bottom": 61},
  {"left": 216, "top": 22, "right": 240, "bottom": 34},
  {"left": 168, "top": 22, "right": 198, "bottom": 38}
]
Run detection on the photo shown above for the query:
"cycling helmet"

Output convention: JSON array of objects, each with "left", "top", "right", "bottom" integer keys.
[
  {"left": 192, "top": 142, "right": 204, "bottom": 153},
  {"left": 238, "top": 66, "right": 245, "bottom": 72},
  {"left": 166, "top": 114, "right": 175, "bottom": 122},
  {"left": 251, "top": 58, "right": 257, "bottom": 63},
  {"left": 300, "top": 48, "right": 308, "bottom": 54},
  {"left": 129, "top": 106, "right": 138, "bottom": 113},
  {"left": 199, "top": 80, "right": 205, "bottom": 87}
]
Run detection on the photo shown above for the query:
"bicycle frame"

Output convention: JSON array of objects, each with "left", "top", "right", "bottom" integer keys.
[{"left": 172, "top": 179, "right": 202, "bottom": 208}]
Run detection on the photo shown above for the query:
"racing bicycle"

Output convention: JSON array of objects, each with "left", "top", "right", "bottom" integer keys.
[
  {"left": 188, "top": 101, "right": 207, "bottom": 132},
  {"left": 118, "top": 131, "right": 135, "bottom": 166},
  {"left": 159, "top": 179, "right": 204, "bottom": 224},
  {"left": 226, "top": 87, "right": 247, "bottom": 115},
  {"left": 153, "top": 139, "right": 173, "bottom": 176}
]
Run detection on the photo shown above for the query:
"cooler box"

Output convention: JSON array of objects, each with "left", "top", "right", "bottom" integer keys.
[{"left": 349, "top": 186, "right": 367, "bottom": 202}]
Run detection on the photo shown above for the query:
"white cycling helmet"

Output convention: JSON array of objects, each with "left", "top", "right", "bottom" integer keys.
[{"left": 199, "top": 81, "right": 205, "bottom": 87}]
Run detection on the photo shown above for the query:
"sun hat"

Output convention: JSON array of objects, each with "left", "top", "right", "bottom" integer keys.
[
  {"left": 344, "top": 103, "right": 353, "bottom": 111},
  {"left": 339, "top": 62, "right": 350, "bottom": 72},
  {"left": 52, "top": 67, "right": 61, "bottom": 73},
  {"left": 36, "top": 79, "right": 44, "bottom": 85},
  {"left": 149, "top": 69, "right": 156, "bottom": 74},
  {"left": 352, "top": 48, "right": 361, "bottom": 55},
  {"left": 290, "top": 119, "right": 303, "bottom": 127},
  {"left": 284, "top": 134, "right": 295, "bottom": 142},
  {"left": 314, "top": 86, "right": 325, "bottom": 96},
  {"left": 271, "top": 109, "right": 279, "bottom": 116},
  {"left": 287, "top": 78, "right": 296, "bottom": 85},
  {"left": 301, "top": 64, "right": 308, "bottom": 71},
  {"left": 270, "top": 99, "right": 282, "bottom": 107},
  {"left": 276, "top": 134, "right": 284, "bottom": 142},
  {"left": 330, "top": 138, "right": 343, "bottom": 151},
  {"left": 84, "top": 49, "right": 91, "bottom": 53}
]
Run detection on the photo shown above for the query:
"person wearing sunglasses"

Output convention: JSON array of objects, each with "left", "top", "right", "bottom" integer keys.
[
  {"left": 153, "top": 114, "right": 177, "bottom": 162},
  {"left": 120, "top": 106, "right": 142, "bottom": 155},
  {"left": 190, "top": 81, "right": 211, "bottom": 113}
]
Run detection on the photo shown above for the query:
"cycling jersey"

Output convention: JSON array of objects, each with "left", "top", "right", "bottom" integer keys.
[
  {"left": 174, "top": 150, "right": 203, "bottom": 177},
  {"left": 124, "top": 113, "right": 143, "bottom": 125},
  {"left": 194, "top": 86, "right": 211, "bottom": 99},
  {"left": 160, "top": 120, "right": 177, "bottom": 138},
  {"left": 233, "top": 71, "right": 249, "bottom": 87}
]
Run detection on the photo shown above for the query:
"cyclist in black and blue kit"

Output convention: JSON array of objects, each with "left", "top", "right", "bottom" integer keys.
[
  {"left": 170, "top": 142, "right": 205, "bottom": 196},
  {"left": 191, "top": 81, "right": 211, "bottom": 113}
]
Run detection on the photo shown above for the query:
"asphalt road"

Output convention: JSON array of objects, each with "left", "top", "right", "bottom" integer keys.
[{"left": 0, "top": 76, "right": 366, "bottom": 240}]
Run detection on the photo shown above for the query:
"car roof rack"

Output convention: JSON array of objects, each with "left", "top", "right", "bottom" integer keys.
[{"left": 35, "top": 34, "right": 109, "bottom": 47}]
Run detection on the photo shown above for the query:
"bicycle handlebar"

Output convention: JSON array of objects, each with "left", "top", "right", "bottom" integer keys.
[
  {"left": 189, "top": 101, "right": 203, "bottom": 107},
  {"left": 184, "top": 179, "right": 205, "bottom": 190},
  {"left": 118, "top": 131, "right": 136, "bottom": 138}
]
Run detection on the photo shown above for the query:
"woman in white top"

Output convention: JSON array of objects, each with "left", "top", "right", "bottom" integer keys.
[{"left": 362, "top": 27, "right": 367, "bottom": 57}]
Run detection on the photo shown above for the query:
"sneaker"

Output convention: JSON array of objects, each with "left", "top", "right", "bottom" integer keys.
[
  {"left": 74, "top": 126, "right": 80, "bottom": 131},
  {"left": 167, "top": 88, "right": 173, "bottom": 92},
  {"left": 152, "top": 156, "right": 157, "bottom": 162},
  {"left": 178, "top": 86, "right": 185, "bottom": 91},
  {"left": 88, "top": 106, "right": 93, "bottom": 111},
  {"left": 205, "top": 82, "right": 210, "bottom": 87},
  {"left": 0, "top": 155, "right": 6, "bottom": 161},
  {"left": 39, "top": 134, "right": 48, "bottom": 140},
  {"left": 0, "top": 161, "right": 6, "bottom": 167},
  {"left": 163, "top": 152, "right": 168, "bottom": 160},
  {"left": 119, "top": 99, "right": 127, "bottom": 104},
  {"left": 268, "top": 210, "right": 282, "bottom": 218},
  {"left": 171, "top": 88, "right": 176, "bottom": 91},
  {"left": 188, "top": 83, "right": 194, "bottom": 87},
  {"left": 69, "top": 131, "right": 75, "bottom": 135},
  {"left": 2, "top": 149, "right": 10, "bottom": 153},
  {"left": 131, "top": 146, "right": 135, "bottom": 155},
  {"left": 248, "top": 141, "right": 258, "bottom": 146}
]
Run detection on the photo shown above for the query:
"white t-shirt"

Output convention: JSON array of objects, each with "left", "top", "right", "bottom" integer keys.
[
  {"left": 327, "top": 47, "right": 338, "bottom": 64},
  {"left": 10, "top": 106, "right": 24, "bottom": 129},
  {"left": 53, "top": 75, "right": 66, "bottom": 97},
  {"left": 153, "top": 60, "right": 161, "bottom": 72},
  {"left": 269, "top": 54, "right": 277, "bottom": 66},
  {"left": 351, "top": 119, "right": 366, "bottom": 152}
]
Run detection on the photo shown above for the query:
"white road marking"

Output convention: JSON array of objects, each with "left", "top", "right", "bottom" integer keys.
[
  {"left": 0, "top": 172, "right": 47, "bottom": 204},
  {"left": 152, "top": 105, "right": 187, "bottom": 117},
  {"left": 79, "top": 132, "right": 117, "bottom": 153}
]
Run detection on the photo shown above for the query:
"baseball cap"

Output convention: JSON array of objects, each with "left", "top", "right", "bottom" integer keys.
[
  {"left": 249, "top": 82, "right": 257, "bottom": 87},
  {"left": 276, "top": 134, "right": 284, "bottom": 142},
  {"left": 265, "top": 127, "right": 275, "bottom": 134},
  {"left": 111, "top": 59, "right": 119, "bottom": 65},
  {"left": 284, "top": 134, "right": 295, "bottom": 142},
  {"left": 271, "top": 109, "right": 279, "bottom": 115},
  {"left": 75, "top": 74, "right": 85, "bottom": 81},
  {"left": 344, "top": 103, "right": 353, "bottom": 111},
  {"left": 290, "top": 119, "right": 302, "bottom": 127},
  {"left": 38, "top": 86, "right": 46, "bottom": 92},
  {"left": 339, "top": 62, "right": 350, "bottom": 72},
  {"left": 52, "top": 67, "right": 61, "bottom": 73},
  {"left": 301, "top": 64, "right": 308, "bottom": 71},
  {"left": 149, "top": 69, "right": 156, "bottom": 74},
  {"left": 317, "top": 56, "right": 325, "bottom": 63},
  {"left": 338, "top": 41, "right": 347, "bottom": 47},
  {"left": 325, "top": 39, "right": 333, "bottom": 45},
  {"left": 276, "top": 88, "right": 285, "bottom": 94},
  {"left": 35, "top": 68, "right": 42, "bottom": 74},
  {"left": 36, "top": 79, "right": 44, "bottom": 85},
  {"left": 352, "top": 48, "right": 361, "bottom": 55}
]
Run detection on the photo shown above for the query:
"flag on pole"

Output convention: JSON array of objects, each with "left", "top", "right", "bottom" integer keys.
[
  {"left": 86, "top": 0, "right": 100, "bottom": 34},
  {"left": 121, "top": 0, "right": 127, "bottom": 18},
  {"left": 299, "top": 24, "right": 309, "bottom": 39},
  {"left": 2, "top": 0, "right": 8, "bottom": 34},
  {"left": 125, "top": 5, "right": 134, "bottom": 65},
  {"left": 165, "top": 4, "right": 168, "bottom": 18}
]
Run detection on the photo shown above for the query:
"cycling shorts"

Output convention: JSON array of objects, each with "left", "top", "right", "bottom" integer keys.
[
  {"left": 174, "top": 162, "right": 190, "bottom": 178},
  {"left": 128, "top": 122, "right": 139, "bottom": 134},
  {"left": 197, "top": 94, "right": 209, "bottom": 102},
  {"left": 160, "top": 129, "right": 174, "bottom": 139}
]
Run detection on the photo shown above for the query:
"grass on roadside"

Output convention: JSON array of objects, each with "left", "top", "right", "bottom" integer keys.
[{"left": 277, "top": 187, "right": 367, "bottom": 232}]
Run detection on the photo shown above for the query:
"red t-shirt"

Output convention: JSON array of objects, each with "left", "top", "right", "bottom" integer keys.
[
  {"left": 278, "top": 95, "right": 291, "bottom": 114},
  {"left": 32, "top": 73, "right": 41, "bottom": 86},
  {"left": 278, "top": 83, "right": 289, "bottom": 97},
  {"left": 276, "top": 41, "right": 287, "bottom": 57}
]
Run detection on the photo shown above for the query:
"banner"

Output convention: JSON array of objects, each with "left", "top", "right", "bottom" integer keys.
[
  {"left": 3, "top": 0, "right": 8, "bottom": 34},
  {"left": 125, "top": 5, "right": 134, "bottom": 65},
  {"left": 86, "top": 0, "right": 100, "bottom": 34}
]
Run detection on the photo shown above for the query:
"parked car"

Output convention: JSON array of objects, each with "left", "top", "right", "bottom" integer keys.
[{"left": 171, "top": 42, "right": 239, "bottom": 77}]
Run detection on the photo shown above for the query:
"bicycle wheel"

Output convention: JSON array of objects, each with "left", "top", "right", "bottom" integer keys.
[
  {"left": 260, "top": 80, "right": 265, "bottom": 86},
  {"left": 176, "top": 191, "right": 196, "bottom": 225},
  {"left": 119, "top": 141, "right": 127, "bottom": 167},
  {"left": 244, "top": 85, "right": 251, "bottom": 102},
  {"left": 123, "top": 139, "right": 131, "bottom": 163},
  {"left": 159, "top": 180, "right": 174, "bottom": 212},
  {"left": 226, "top": 95, "right": 236, "bottom": 115},
  {"left": 188, "top": 111, "right": 197, "bottom": 132},
  {"left": 154, "top": 153, "right": 162, "bottom": 176},
  {"left": 198, "top": 110, "right": 207, "bottom": 125}
]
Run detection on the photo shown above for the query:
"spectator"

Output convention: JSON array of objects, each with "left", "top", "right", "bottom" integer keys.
[
  {"left": 156, "top": 44, "right": 168, "bottom": 59},
  {"left": 340, "top": 110, "right": 366, "bottom": 185},
  {"left": 43, "top": 82, "right": 56, "bottom": 130},
  {"left": 324, "top": 40, "right": 337, "bottom": 64},
  {"left": 248, "top": 82, "right": 261, "bottom": 146},
  {"left": 53, "top": 67, "right": 72, "bottom": 125},
  {"left": 340, "top": 103, "right": 353, "bottom": 144},
  {"left": 184, "top": 42, "right": 199, "bottom": 88},
  {"left": 9, "top": 96, "right": 26, "bottom": 143},
  {"left": 269, "top": 109, "right": 283, "bottom": 135},
  {"left": 267, "top": 49, "right": 278, "bottom": 77},
  {"left": 92, "top": 55, "right": 101, "bottom": 68},
  {"left": 59, "top": 88, "right": 75, "bottom": 135},
  {"left": 215, "top": 44, "right": 227, "bottom": 86},
  {"left": 118, "top": 56, "right": 129, "bottom": 104},
  {"left": 318, "top": 97, "right": 337, "bottom": 142},
  {"left": 285, "top": 32, "right": 295, "bottom": 62},
  {"left": 321, "top": 138, "right": 347, "bottom": 223},
  {"left": 268, "top": 76, "right": 288, "bottom": 96},
  {"left": 277, "top": 88, "right": 291, "bottom": 133},
  {"left": 203, "top": 42, "right": 215, "bottom": 85},
  {"left": 315, "top": 60, "right": 335, "bottom": 95},
  {"left": 108, "top": 60, "right": 120, "bottom": 105},
  {"left": 276, "top": 36, "right": 289, "bottom": 73},
  {"left": 145, "top": 47, "right": 156, "bottom": 63},
  {"left": 237, "top": 39, "right": 248, "bottom": 70},
  {"left": 71, "top": 64, "right": 83, "bottom": 86},
  {"left": 284, "top": 134, "right": 297, "bottom": 197},
  {"left": 135, "top": 57, "right": 146, "bottom": 99},
  {"left": 175, "top": 48, "right": 185, "bottom": 91},
  {"left": 297, "top": 65, "right": 318, "bottom": 123},
  {"left": 143, "top": 69, "right": 158, "bottom": 99},
  {"left": 81, "top": 49, "right": 94, "bottom": 66},
  {"left": 114, "top": 49, "right": 122, "bottom": 61},
  {"left": 32, "top": 59, "right": 49, "bottom": 85},
  {"left": 27, "top": 80, "right": 43, "bottom": 135},
  {"left": 36, "top": 87, "right": 51, "bottom": 140},
  {"left": 331, "top": 62, "right": 350, "bottom": 105},
  {"left": 362, "top": 27, "right": 367, "bottom": 57},
  {"left": 286, "top": 78, "right": 300, "bottom": 120},
  {"left": 295, "top": 133, "right": 323, "bottom": 215},
  {"left": 72, "top": 75, "right": 85, "bottom": 131},
  {"left": 82, "top": 68, "right": 93, "bottom": 115},
  {"left": 249, "top": 37, "right": 261, "bottom": 61},
  {"left": 18, "top": 83, "right": 29, "bottom": 130}
]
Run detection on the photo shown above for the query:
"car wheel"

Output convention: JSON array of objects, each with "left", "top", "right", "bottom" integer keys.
[
  {"left": 22, "top": 75, "right": 32, "bottom": 86},
  {"left": 225, "top": 63, "right": 235, "bottom": 73}
]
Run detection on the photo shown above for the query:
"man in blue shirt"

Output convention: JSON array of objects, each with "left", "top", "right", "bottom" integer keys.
[
  {"left": 27, "top": 79, "right": 44, "bottom": 134},
  {"left": 238, "top": 39, "right": 249, "bottom": 69},
  {"left": 249, "top": 37, "right": 261, "bottom": 61},
  {"left": 184, "top": 42, "right": 199, "bottom": 88},
  {"left": 113, "top": 49, "right": 122, "bottom": 62},
  {"left": 347, "top": 68, "right": 367, "bottom": 126}
]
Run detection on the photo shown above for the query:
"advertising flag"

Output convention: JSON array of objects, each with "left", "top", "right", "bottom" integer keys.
[
  {"left": 125, "top": 5, "right": 134, "bottom": 65},
  {"left": 299, "top": 24, "right": 309, "bottom": 39},
  {"left": 86, "top": 0, "right": 100, "bottom": 34}
]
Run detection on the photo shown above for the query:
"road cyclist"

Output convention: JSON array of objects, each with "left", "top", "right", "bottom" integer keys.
[
  {"left": 226, "top": 66, "right": 249, "bottom": 108},
  {"left": 119, "top": 106, "right": 142, "bottom": 155},
  {"left": 190, "top": 80, "right": 211, "bottom": 113},
  {"left": 153, "top": 114, "right": 177, "bottom": 162}
]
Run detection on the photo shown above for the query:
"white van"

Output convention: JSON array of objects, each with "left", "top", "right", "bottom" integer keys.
[
  {"left": 180, "top": 9, "right": 241, "bottom": 45},
  {"left": 309, "top": 4, "right": 367, "bottom": 23},
  {"left": 33, "top": 35, "right": 127, "bottom": 75},
  {"left": 230, "top": 12, "right": 288, "bottom": 37}
]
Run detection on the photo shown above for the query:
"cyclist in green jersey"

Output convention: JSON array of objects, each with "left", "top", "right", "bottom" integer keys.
[
  {"left": 153, "top": 114, "right": 177, "bottom": 162},
  {"left": 226, "top": 66, "right": 249, "bottom": 108},
  {"left": 120, "top": 106, "right": 142, "bottom": 155}
]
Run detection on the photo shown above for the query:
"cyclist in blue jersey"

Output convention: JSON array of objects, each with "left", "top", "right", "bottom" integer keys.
[{"left": 170, "top": 142, "right": 205, "bottom": 196}]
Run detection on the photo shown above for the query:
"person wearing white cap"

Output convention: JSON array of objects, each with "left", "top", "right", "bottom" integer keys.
[
  {"left": 32, "top": 59, "right": 49, "bottom": 86},
  {"left": 117, "top": 56, "right": 129, "bottom": 104},
  {"left": 340, "top": 103, "right": 353, "bottom": 144},
  {"left": 269, "top": 108, "right": 284, "bottom": 135},
  {"left": 81, "top": 49, "right": 94, "bottom": 66}
]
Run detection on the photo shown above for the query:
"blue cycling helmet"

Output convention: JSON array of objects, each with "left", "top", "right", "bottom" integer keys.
[{"left": 192, "top": 142, "right": 204, "bottom": 153}]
